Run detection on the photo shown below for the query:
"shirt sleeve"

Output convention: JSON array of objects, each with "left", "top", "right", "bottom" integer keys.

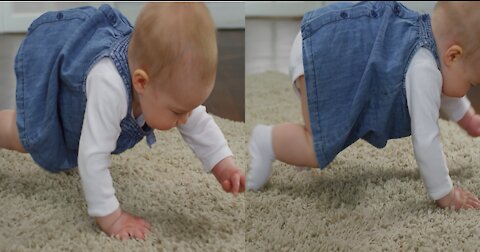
[
  {"left": 78, "top": 57, "right": 128, "bottom": 217},
  {"left": 177, "top": 105, "right": 233, "bottom": 173},
  {"left": 440, "top": 95, "right": 471, "bottom": 122},
  {"left": 405, "top": 48, "right": 453, "bottom": 201}
]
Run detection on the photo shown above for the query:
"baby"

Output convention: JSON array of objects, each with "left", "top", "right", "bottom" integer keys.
[
  {"left": 0, "top": 3, "right": 245, "bottom": 240},
  {"left": 248, "top": 1, "right": 480, "bottom": 210}
]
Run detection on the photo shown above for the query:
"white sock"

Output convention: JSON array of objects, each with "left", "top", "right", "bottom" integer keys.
[{"left": 247, "top": 124, "right": 275, "bottom": 191}]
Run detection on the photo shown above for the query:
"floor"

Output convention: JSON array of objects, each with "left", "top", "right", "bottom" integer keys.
[{"left": 0, "top": 29, "right": 245, "bottom": 122}]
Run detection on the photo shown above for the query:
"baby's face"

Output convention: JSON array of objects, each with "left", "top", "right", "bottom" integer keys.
[
  {"left": 139, "top": 73, "right": 214, "bottom": 131},
  {"left": 441, "top": 59, "right": 480, "bottom": 97}
]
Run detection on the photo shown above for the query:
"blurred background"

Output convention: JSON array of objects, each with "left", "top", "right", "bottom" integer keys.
[
  {"left": 245, "top": 1, "right": 480, "bottom": 114},
  {"left": 0, "top": 2, "right": 245, "bottom": 121},
  {"left": 246, "top": 1, "right": 435, "bottom": 75}
]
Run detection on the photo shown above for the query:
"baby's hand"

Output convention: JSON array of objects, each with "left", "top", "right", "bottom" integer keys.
[
  {"left": 95, "top": 208, "right": 151, "bottom": 240},
  {"left": 458, "top": 107, "right": 480, "bottom": 137},
  {"left": 211, "top": 157, "right": 245, "bottom": 196},
  {"left": 466, "top": 113, "right": 480, "bottom": 137},
  {"left": 435, "top": 187, "right": 480, "bottom": 210}
]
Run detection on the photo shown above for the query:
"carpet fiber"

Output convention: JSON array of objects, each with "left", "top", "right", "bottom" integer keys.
[
  {"left": 246, "top": 71, "right": 480, "bottom": 251},
  {"left": 0, "top": 116, "right": 245, "bottom": 251}
]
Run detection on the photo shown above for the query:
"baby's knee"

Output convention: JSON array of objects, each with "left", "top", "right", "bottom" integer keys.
[{"left": 0, "top": 110, "right": 26, "bottom": 153}]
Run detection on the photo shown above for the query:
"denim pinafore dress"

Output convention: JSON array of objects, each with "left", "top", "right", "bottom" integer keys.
[
  {"left": 301, "top": 1, "right": 440, "bottom": 168},
  {"left": 15, "top": 4, "right": 154, "bottom": 172}
]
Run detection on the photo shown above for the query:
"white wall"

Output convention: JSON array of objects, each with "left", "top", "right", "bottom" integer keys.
[{"left": 0, "top": 2, "right": 244, "bottom": 33}]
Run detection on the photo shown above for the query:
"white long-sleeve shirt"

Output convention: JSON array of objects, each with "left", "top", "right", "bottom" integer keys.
[
  {"left": 289, "top": 31, "right": 470, "bottom": 201},
  {"left": 405, "top": 48, "right": 470, "bottom": 200},
  {"left": 78, "top": 57, "right": 233, "bottom": 217}
]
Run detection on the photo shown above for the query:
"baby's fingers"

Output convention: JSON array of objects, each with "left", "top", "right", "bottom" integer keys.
[
  {"left": 466, "top": 194, "right": 480, "bottom": 209},
  {"left": 222, "top": 180, "right": 232, "bottom": 192},
  {"left": 232, "top": 173, "right": 240, "bottom": 196},
  {"left": 463, "top": 200, "right": 479, "bottom": 209},
  {"left": 138, "top": 224, "right": 151, "bottom": 239},
  {"left": 467, "top": 199, "right": 480, "bottom": 209},
  {"left": 130, "top": 228, "right": 146, "bottom": 240},
  {"left": 472, "top": 127, "right": 480, "bottom": 137},
  {"left": 463, "top": 190, "right": 477, "bottom": 199},
  {"left": 114, "top": 230, "right": 130, "bottom": 240},
  {"left": 239, "top": 174, "right": 246, "bottom": 193},
  {"left": 138, "top": 218, "right": 151, "bottom": 231}
]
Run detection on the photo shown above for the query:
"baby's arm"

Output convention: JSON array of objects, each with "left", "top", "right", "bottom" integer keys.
[
  {"left": 177, "top": 106, "right": 245, "bottom": 195},
  {"left": 406, "top": 48, "right": 480, "bottom": 209},
  {"left": 78, "top": 58, "right": 150, "bottom": 240}
]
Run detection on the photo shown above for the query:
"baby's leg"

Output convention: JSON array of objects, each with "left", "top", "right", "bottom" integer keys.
[
  {"left": 0, "top": 110, "right": 26, "bottom": 152},
  {"left": 247, "top": 76, "right": 318, "bottom": 191},
  {"left": 272, "top": 76, "right": 318, "bottom": 167}
]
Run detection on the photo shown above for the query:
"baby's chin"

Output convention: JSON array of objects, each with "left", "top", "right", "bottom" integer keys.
[
  {"left": 155, "top": 124, "right": 176, "bottom": 131},
  {"left": 442, "top": 86, "right": 468, "bottom": 98}
]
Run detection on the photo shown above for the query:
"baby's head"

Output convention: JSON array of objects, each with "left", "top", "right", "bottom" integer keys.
[
  {"left": 128, "top": 3, "right": 217, "bottom": 130},
  {"left": 432, "top": 1, "right": 480, "bottom": 97}
]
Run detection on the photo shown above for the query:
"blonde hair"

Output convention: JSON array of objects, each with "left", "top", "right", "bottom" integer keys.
[
  {"left": 434, "top": 1, "right": 480, "bottom": 63},
  {"left": 129, "top": 3, "right": 217, "bottom": 85}
]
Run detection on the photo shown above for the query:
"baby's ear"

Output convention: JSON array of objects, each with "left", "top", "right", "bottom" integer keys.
[
  {"left": 443, "top": 44, "right": 463, "bottom": 67},
  {"left": 132, "top": 69, "right": 149, "bottom": 94}
]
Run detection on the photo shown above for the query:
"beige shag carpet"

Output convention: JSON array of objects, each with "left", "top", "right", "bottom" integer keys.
[
  {"left": 246, "top": 71, "right": 480, "bottom": 251},
  {"left": 0, "top": 117, "right": 245, "bottom": 251}
]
